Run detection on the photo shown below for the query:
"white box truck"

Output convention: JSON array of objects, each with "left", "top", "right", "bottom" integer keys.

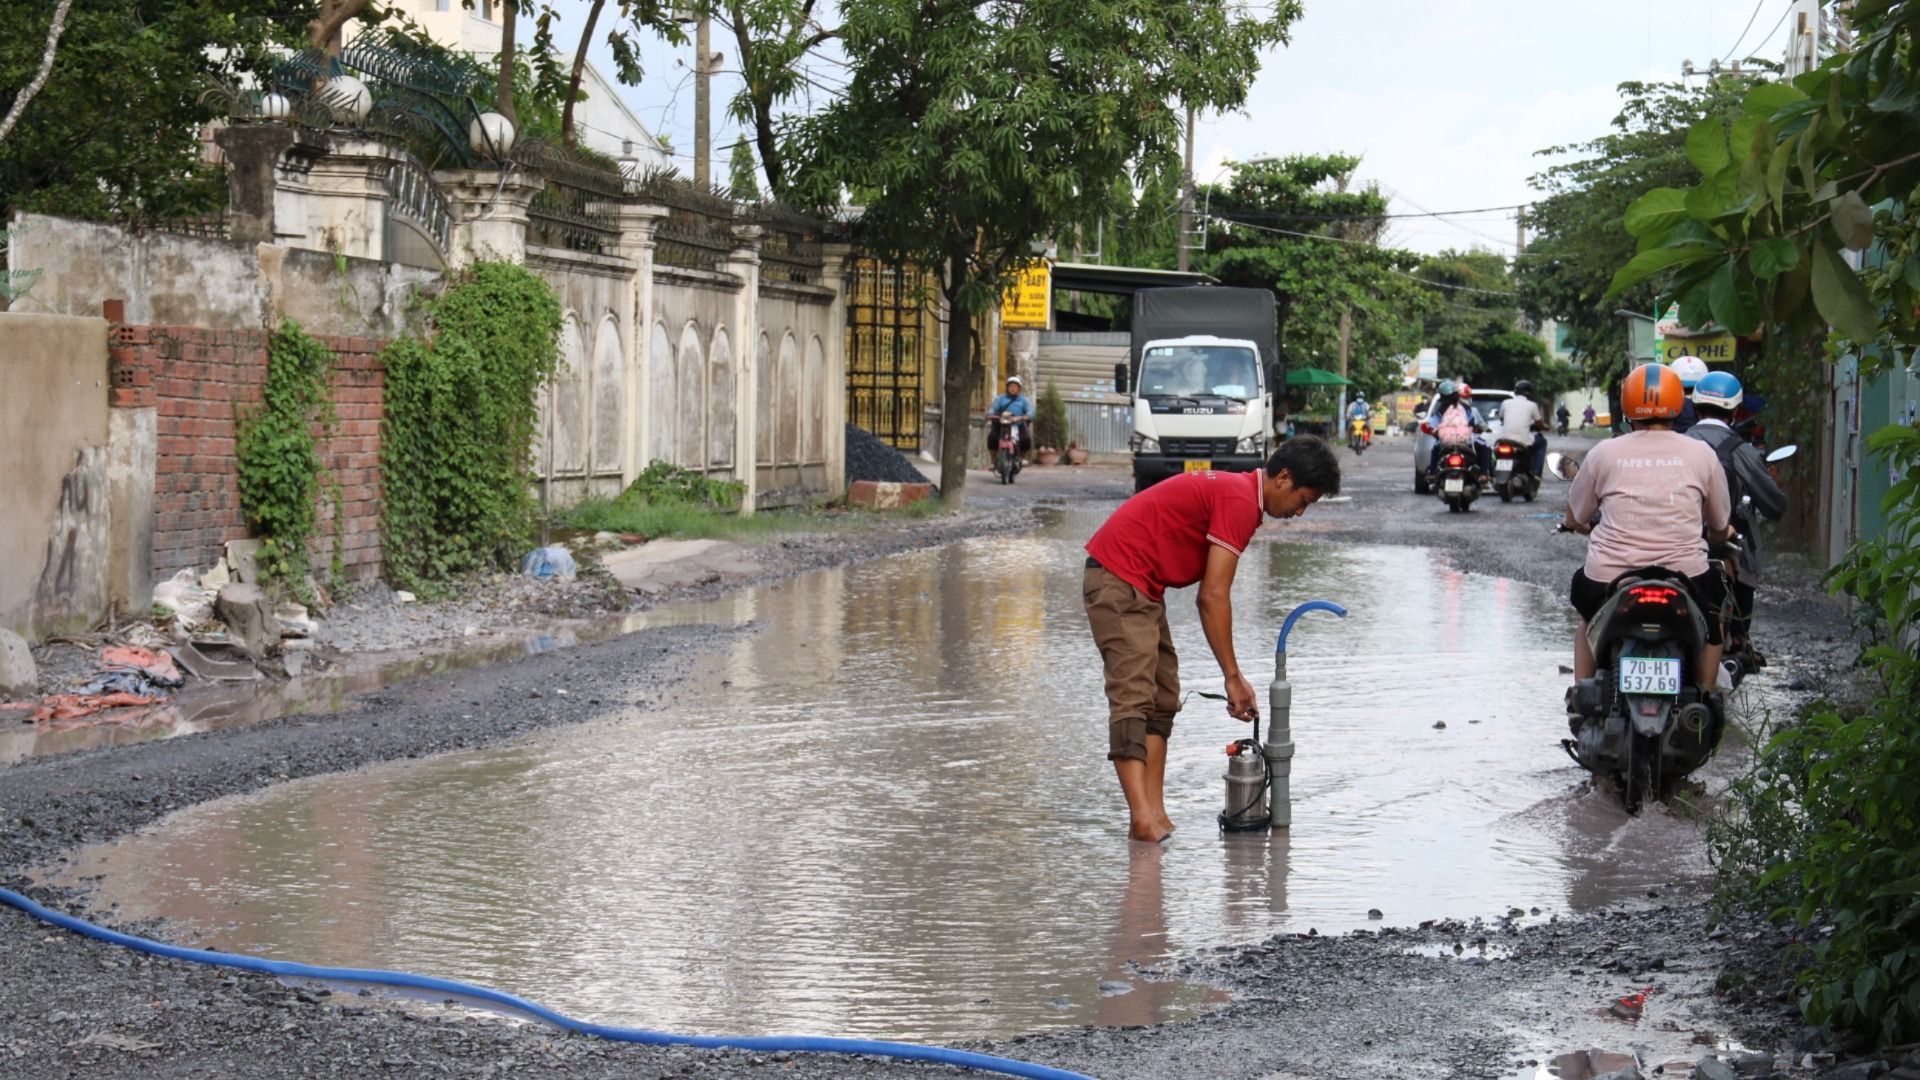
[{"left": 1125, "top": 286, "right": 1280, "bottom": 493}]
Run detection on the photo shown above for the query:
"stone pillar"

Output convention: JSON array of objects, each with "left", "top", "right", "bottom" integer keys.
[
  {"left": 292, "top": 135, "right": 401, "bottom": 260},
  {"left": 102, "top": 299, "right": 155, "bottom": 617},
  {"left": 437, "top": 167, "right": 545, "bottom": 267},
  {"left": 818, "top": 242, "right": 855, "bottom": 500},
  {"left": 724, "top": 223, "right": 764, "bottom": 513},
  {"left": 214, "top": 125, "right": 297, "bottom": 245},
  {"left": 612, "top": 203, "right": 669, "bottom": 486}
]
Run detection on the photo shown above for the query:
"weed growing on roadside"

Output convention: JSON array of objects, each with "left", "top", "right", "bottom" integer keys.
[{"left": 235, "top": 320, "right": 336, "bottom": 594}]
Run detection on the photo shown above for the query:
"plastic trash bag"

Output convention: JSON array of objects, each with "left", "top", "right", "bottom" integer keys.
[{"left": 521, "top": 545, "right": 577, "bottom": 581}]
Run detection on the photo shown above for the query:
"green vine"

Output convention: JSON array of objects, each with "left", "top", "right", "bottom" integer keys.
[
  {"left": 379, "top": 261, "right": 561, "bottom": 595},
  {"left": 236, "top": 320, "right": 337, "bottom": 591}
]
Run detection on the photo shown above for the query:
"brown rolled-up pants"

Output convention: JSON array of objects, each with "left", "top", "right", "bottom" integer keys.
[{"left": 1083, "top": 563, "right": 1179, "bottom": 761}]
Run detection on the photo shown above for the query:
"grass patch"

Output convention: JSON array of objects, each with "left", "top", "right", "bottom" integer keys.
[{"left": 556, "top": 492, "right": 946, "bottom": 542}]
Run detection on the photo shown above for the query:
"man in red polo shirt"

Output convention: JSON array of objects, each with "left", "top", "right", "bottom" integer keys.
[{"left": 1084, "top": 437, "right": 1342, "bottom": 842}]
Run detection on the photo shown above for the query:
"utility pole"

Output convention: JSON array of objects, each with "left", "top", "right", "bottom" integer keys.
[
  {"left": 694, "top": 12, "right": 712, "bottom": 186},
  {"left": 1177, "top": 103, "right": 1194, "bottom": 274},
  {"left": 1336, "top": 306, "right": 1353, "bottom": 436}
]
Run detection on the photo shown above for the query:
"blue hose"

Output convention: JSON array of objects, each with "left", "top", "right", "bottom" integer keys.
[
  {"left": 1276, "top": 600, "right": 1347, "bottom": 654},
  {"left": 0, "top": 886, "right": 1093, "bottom": 1080}
]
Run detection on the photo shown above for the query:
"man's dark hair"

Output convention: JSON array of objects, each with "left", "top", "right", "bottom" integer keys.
[
  {"left": 1266, "top": 436, "right": 1341, "bottom": 495},
  {"left": 1696, "top": 402, "right": 1735, "bottom": 422}
]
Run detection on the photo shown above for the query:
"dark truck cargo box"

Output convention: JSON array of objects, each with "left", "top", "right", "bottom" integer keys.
[{"left": 1128, "top": 286, "right": 1279, "bottom": 387}]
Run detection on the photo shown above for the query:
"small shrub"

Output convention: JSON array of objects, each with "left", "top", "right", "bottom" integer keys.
[
  {"left": 1035, "top": 379, "right": 1069, "bottom": 451},
  {"left": 621, "top": 460, "right": 746, "bottom": 507}
]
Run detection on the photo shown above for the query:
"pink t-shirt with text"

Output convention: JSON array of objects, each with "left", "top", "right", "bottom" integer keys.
[{"left": 1568, "top": 429, "right": 1730, "bottom": 581}]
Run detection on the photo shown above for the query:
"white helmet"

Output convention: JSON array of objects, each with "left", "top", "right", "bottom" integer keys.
[
  {"left": 1006, "top": 375, "right": 1023, "bottom": 386},
  {"left": 1668, "top": 355, "right": 1709, "bottom": 390}
]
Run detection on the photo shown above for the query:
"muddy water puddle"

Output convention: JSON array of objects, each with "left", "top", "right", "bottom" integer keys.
[{"left": 49, "top": 510, "right": 1714, "bottom": 1043}]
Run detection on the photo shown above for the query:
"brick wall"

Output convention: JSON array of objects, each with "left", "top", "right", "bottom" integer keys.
[{"left": 109, "top": 319, "right": 388, "bottom": 583}]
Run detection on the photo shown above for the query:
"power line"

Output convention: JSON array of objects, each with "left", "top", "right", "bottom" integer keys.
[
  {"left": 1747, "top": 1, "right": 1797, "bottom": 58},
  {"left": 1718, "top": 0, "right": 1770, "bottom": 65}
]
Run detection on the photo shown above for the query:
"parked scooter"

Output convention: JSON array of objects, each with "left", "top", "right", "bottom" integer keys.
[
  {"left": 1491, "top": 438, "right": 1539, "bottom": 503},
  {"left": 1545, "top": 450, "right": 1729, "bottom": 812},
  {"left": 1430, "top": 442, "right": 1482, "bottom": 513}
]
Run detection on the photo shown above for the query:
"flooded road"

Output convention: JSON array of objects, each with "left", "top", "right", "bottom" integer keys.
[{"left": 49, "top": 509, "right": 1714, "bottom": 1044}]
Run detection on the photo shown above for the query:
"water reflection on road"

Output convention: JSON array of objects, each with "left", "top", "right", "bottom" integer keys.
[{"left": 51, "top": 509, "right": 1713, "bottom": 1043}]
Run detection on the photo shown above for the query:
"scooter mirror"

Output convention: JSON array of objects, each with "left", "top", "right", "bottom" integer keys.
[
  {"left": 1545, "top": 452, "right": 1580, "bottom": 481},
  {"left": 1765, "top": 443, "right": 1798, "bottom": 464}
]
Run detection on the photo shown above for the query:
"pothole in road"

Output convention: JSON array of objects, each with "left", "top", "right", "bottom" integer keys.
[{"left": 43, "top": 512, "right": 1719, "bottom": 1044}]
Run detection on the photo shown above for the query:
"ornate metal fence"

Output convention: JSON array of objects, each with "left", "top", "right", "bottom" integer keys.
[
  {"left": 629, "top": 172, "right": 736, "bottom": 272},
  {"left": 753, "top": 205, "right": 824, "bottom": 286},
  {"left": 517, "top": 140, "right": 623, "bottom": 255},
  {"left": 383, "top": 154, "right": 452, "bottom": 264},
  {"left": 846, "top": 258, "right": 938, "bottom": 451}
]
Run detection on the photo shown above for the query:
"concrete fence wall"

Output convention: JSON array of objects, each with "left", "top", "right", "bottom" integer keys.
[{"left": 2, "top": 129, "right": 853, "bottom": 638}]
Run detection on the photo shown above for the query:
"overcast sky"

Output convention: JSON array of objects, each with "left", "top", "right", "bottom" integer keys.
[{"left": 552, "top": 0, "right": 1804, "bottom": 256}]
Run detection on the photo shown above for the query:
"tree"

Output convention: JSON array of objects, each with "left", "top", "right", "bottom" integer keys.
[
  {"left": 1615, "top": 0, "right": 1920, "bottom": 1048},
  {"left": 0, "top": 0, "right": 304, "bottom": 226},
  {"left": 723, "top": 0, "right": 840, "bottom": 197},
  {"left": 559, "top": 0, "right": 685, "bottom": 147},
  {"left": 0, "top": 0, "right": 72, "bottom": 145},
  {"left": 494, "top": 0, "right": 520, "bottom": 128},
  {"left": 727, "top": 139, "right": 759, "bottom": 199},
  {"left": 310, "top": 0, "right": 372, "bottom": 55},
  {"left": 1197, "top": 155, "right": 1431, "bottom": 403},
  {"left": 789, "top": 0, "right": 1295, "bottom": 507},
  {"left": 1414, "top": 249, "right": 1549, "bottom": 388},
  {"left": 1516, "top": 77, "right": 1751, "bottom": 388}
]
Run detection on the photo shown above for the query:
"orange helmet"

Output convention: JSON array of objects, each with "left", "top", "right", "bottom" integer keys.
[{"left": 1621, "top": 363, "right": 1684, "bottom": 421}]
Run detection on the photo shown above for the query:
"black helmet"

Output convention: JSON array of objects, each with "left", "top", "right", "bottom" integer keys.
[{"left": 1514, "top": 379, "right": 1534, "bottom": 396}]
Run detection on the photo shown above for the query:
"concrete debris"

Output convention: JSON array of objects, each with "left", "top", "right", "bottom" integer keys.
[
  {"left": 1693, "top": 1055, "right": 1739, "bottom": 1080},
  {"left": 67, "top": 1031, "right": 162, "bottom": 1053},
  {"left": 282, "top": 650, "right": 306, "bottom": 679},
  {"left": 224, "top": 539, "right": 263, "bottom": 585},
  {"left": 1552, "top": 1049, "right": 1639, "bottom": 1080},
  {"left": 394, "top": 590, "right": 417, "bottom": 604},
  {"left": 0, "top": 629, "right": 36, "bottom": 700},
  {"left": 151, "top": 569, "right": 217, "bottom": 633},
  {"left": 214, "top": 584, "right": 277, "bottom": 658},
  {"left": 275, "top": 602, "right": 318, "bottom": 639},
  {"left": 171, "top": 641, "right": 261, "bottom": 683}
]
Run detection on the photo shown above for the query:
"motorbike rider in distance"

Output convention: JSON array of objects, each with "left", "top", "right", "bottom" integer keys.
[
  {"left": 1500, "top": 379, "right": 1549, "bottom": 479},
  {"left": 1686, "top": 371, "right": 1788, "bottom": 665},
  {"left": 1427, "top": 380, "right": 1492, "bottom": 480},
  {"left": 988, "top": 375, "right": 1033, "bottom": 466},
  {"left": 1668, "top": 356, "right": 1708, "bottom": 435},
  {"left": 1562, "top": 363, "right": 1735, "bottom": 693}
]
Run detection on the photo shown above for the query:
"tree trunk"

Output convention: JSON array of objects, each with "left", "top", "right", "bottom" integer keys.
[
  {"left": 560, "top": 0, "right": 607, "bottom": 146},
  {"left": 0, "top": 0, "right": 74, "bottom": 146},
  {"left": 937, "top": 254, "right": 980, "bottom": 509},
  {"left": 309, "top": 0, "right": 371, "bottom": 57},
  {"left": 495, "top": 0, "right": 520, "bottom": 128}
]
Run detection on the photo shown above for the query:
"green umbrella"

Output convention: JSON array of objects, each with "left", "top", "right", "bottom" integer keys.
[{"left": 1284, "top": 367, "right": 1352, "bottom": 387}]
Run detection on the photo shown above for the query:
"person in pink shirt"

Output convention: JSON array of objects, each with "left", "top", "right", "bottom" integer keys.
[{"left": 1562, "top": 363, "right": 1733, "bottom": 691}]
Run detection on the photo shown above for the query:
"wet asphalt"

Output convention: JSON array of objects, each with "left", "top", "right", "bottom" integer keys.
[{"left": 0, "top": 440, "right": 1851, "bottom": 1078}]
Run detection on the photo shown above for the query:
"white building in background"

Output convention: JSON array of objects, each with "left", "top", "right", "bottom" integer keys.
[{"left": 358, "top": 1, "right": 671, "bottom": 172}]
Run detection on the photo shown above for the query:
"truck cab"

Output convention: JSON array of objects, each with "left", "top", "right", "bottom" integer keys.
[
  {"left": 1126, "top": 286, "right": 1279, "bottom": 493},
  {"left": 1129, "top": 335, "right": 1269, "bottom": 491}
]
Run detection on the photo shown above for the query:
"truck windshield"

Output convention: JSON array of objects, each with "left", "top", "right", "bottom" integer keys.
[{"left": 1138, "top": 346, "right": 1258, "bottom": 400}]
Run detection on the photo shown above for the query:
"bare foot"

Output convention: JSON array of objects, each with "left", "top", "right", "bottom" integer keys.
[
  {"left": 1128, "top": 821, "right": 1172, "bottom": 843},
  {"left": 1155, "top": 816, "right": 1176, "bottom": 837}
]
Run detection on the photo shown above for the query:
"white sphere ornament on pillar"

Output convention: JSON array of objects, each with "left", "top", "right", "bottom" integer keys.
[
  {"left": 321, "top": 76, "right": 373, "bottom": 123},
  {"left": 469, "top": 112, "right": 516, "bottom": 159},
  {"left": 257, "top": 91, "right": 292, "bottom": 122}
]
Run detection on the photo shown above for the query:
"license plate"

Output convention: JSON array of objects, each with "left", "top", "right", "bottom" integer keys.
[
  {"left": 1619, "top": 657, "right": 1682, "bottom": 695},
  {"left": 1444, "top": 478, "right": 1464, "bottom": 494},
  {"left": 1184, "top": 460, "right": 1211, "bottom": 473},
  {"left": 1496, "top": 459, "right": 1514, "bottom": 473}
]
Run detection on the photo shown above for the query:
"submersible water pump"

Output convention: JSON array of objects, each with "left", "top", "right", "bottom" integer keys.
[{"left": 1217, "top": 599, "right": 1348, "bottom": 833}]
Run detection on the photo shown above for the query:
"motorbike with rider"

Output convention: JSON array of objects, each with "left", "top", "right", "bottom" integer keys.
[
  {"left": 1426, "top": 381, "right": 1492, "bottom": 506},
  {"left": 1493, "top": 379, "right": 1549, "bottom": 502},
  {"left": 1686, "top": 371, "right": 1789, "bottom": 679},
  {"left": 1347, "top": 396, "right": 1371, "bottom": 455},
  {"left": 987, "top": 375, "right": 1033, "bottom": 482},
  {"left": 1556, "top": 363, "right": 1736, "bottom": 810}
]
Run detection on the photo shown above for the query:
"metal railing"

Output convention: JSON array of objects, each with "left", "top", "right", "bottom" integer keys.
[
  {"left": 517, "top": 140, "right": 623, "bottom": 255},
  {"left": 384, "top": 155, "right": 451, "bottom": 254},
  {"left": 629, "top": 171, "right": 737, "bottom": 271}
]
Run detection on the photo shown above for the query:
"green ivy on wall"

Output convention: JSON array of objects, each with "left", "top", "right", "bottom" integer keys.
[
  {"left": 235, "top": 320, "right": 336, "bottom": 591},
  {"left": 379, "top": 261, "right": 562, "bottom": 594}
]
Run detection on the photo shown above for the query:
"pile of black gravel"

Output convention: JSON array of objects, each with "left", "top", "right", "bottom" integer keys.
[{"left": 844, "top": 423, "right": 932, "bottom": 486}]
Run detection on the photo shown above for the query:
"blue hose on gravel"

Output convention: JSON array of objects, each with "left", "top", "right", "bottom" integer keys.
[{"left": 0, "top": 886, "right": 1093, "bottom": 1080}]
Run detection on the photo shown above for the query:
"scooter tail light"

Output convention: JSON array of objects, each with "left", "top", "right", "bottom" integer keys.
[
  {"left": 1496, "top": 444, "right": 1514, "bottom": 457},
  {"left": 1625, "top": 585, "right": 1682, "bottom": 606},
  {"left": 1446, "top": 454, "right": 1465, "bottom": 467}
]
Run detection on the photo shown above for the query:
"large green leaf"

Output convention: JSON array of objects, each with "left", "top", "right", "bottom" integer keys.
[
  {"left": 1831, "top": 190, "right": 1875, "bottom": 251},
  {"left": 1750, "top": 236, "right": 1800, "bottom": 278},
  {"left": 1624, "top": 188, "right": 1690, "bottom": 238},
  {"left": 1729, "top": 115, "right": 1763, "bottom": 161},
  {"left": 1607, "top": 244, "right": 1718, "bottom": 298},
  {"left": 1686, "top": 117, "right": 1730, "bottom": 175},
  {"left": 1810, "top": 237, "right": 1879, "bottom": 342},
  {"left": 1708, "top": 258, "right": 1763, "bottom": 335},
  {"left": 1686, "top": 167, "right": 1741, "bottom": 222},
  {"left": 1744, "top": 81, "right": 1808, "bottom": 118}
]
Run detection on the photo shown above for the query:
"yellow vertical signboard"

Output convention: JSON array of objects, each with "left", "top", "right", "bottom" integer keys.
[{"left": 1001, "top": 261, "right": 1052, "bottom": 329}]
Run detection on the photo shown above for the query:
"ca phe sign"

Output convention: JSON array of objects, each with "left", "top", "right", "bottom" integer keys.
[
  {"left": 1661, "top": 333, "right": 1736, "bottom": 364},
  {"left": 1001, "top": 262, "right": 1052, "bottom": 329}
]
